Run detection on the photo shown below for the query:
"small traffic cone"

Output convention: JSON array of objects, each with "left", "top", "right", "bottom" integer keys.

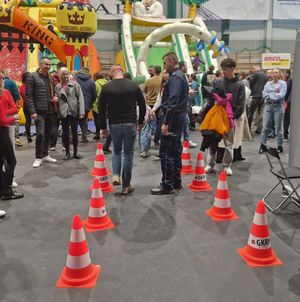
[
  {"left": 187, "top": 152, "right": 212, "bottom": 192},
  {"left": 56, "top": 215, "right": 101, "bottom": 288},
  {"left": 95, "top": 143, "right": 111, "bottom": 175},
  {"left": 237, "top": 200, "right": 282, "bottom": 267},
  {"left": 206, "top": 171, "right": 238, "bottom": 221},
  {"left": 181, "top": 141, "right": 194, "bottom": 174},
  {"left": 83, "top": 178, "right": 115, "bottom": 232}
]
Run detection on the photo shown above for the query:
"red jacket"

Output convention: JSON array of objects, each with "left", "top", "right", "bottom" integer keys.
[
  {"left": 0, "top": 100, "right": 14, "bottom": 127},
  {"left": 1, "top": 89, "right": 18, "bottom": 116}
]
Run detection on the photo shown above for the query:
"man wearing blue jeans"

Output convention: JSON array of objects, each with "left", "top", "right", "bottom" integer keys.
[
  {"left": 99, "top": 65, "right": 146, "bottom": 195},
  {"left": 260, "top": 69, "right": 287, "bottom": 153}
]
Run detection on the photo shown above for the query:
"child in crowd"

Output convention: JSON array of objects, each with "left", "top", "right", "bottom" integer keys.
[{"left": 200, "top": 88, "right": 234, "bottom": 160}]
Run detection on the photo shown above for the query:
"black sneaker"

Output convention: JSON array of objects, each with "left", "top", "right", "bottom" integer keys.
[
  {"left": 258, "top": 144, "right": 265, "bottom": 154},
  {"left": 1, "top": 189, "right": 24, "bottom": 200},
  {"left": 277, "top": 146, "right": 283, "bottom": 153}
]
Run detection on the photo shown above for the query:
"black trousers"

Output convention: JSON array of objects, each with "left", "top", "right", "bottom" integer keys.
[
  {"left": 159, "top": 113, "right": 185, "bottom": 190},
  {"left": 284, "top": 102, "right": 291, "bottom": 139},
  {"left": 92, "top": 111, "right": 101, "bottom": 136},
  {"left": 35, "top": 113, "right": 52, "bottom": 159},
  {"left": 0, "top": 127, "right": 16, "bottom": 193},
  {"left": 103, "top": 135, "right": 112, "bottom": 150},
  {"left": 79, "top": 110, "right": 89, "bottom": 139},
  {"left": 23, "top": 107, "right": 32, "bottom": 138},
  {"left": 154, "top": 109, "right": 163, "bottom": 144},
  {"left": 49, "top": 113, "right": 59, "bottom": 147},
  {"left": 61, "top": 115, "right": 78, "bottom": 152}
]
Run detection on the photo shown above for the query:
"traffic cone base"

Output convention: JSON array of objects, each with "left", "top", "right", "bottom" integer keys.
[
  {"left": 187, "top": 182, "right": 212, "bottom": 192},
  {"left": 237, "top": 247, "right": 282, "bottom": 267},
  {"left": 206, "top": 208, "right": 238, "bottom": 221},
  {"left": 83, "top": 218, "right": 115, "bottom": 233},
  {"left": 56, "top": 264, "right": 101, "bottom": 288}
]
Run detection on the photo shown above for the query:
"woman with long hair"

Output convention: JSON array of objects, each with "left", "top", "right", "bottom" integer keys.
[{"left": 55, "top": 67, "right": 85, "bottom": 160}]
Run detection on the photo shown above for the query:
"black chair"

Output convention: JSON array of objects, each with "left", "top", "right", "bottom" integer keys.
[{"left": 261, "top": 144, "right": 300, "bottom": 213}]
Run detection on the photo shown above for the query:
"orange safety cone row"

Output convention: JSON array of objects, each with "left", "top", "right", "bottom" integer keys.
[
  {"left": 56, "top": 215, "right": 101, "bottom": 288},
  {"left": 181, "top": 140, "right": 194, "bottom": 174},
  {"left": 206, "top": 171, "right": 238, "bottom": 221},
  {"left": 96, "top": 143, "right": 104, "bottom": 156},
  {"left": 83, "top": 178, "right": 115, "bottom": 232},
  {"left": 187, "top": 152, "right": 212, "bottom": 192},
  {"left": 237, "top": 200, "right": 282, "bottom": 267}
]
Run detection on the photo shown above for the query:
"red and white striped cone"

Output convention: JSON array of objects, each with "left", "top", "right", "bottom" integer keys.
[
  {"left": 83, "top": 178, "right": 115, "bottom": 232},
  {"left": 187, "top": 152, "right": 212, "bottom": 192},
  {"left": 56, "top": 214, "right": 101, "bottom": 288},
  {"left": 181, "top": 140, "right": 194, "bottom": 174},
  {"left": 206, "top": 171, "right": 238, "bottom": 221},
  {"left": 95, "top": 143, "right": 111, "bottom": 175},
  {"left": 237, "top": 200, "right": 282, "bottom": 267}
]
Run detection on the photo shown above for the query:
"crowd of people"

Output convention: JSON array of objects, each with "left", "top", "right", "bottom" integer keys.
[{"left": 0, "top": 52, "right": 293, "bottom": 216}]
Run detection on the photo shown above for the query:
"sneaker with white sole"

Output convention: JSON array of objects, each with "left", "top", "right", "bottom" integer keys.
[
  {"left": 0, "top": 210, "right": 6, "bottom": 218},
  {"left": 33, "top": 158, "right": 42, "bottom": 168},
  {"left": 189, "top": 140, "right": 197, "bottom": 148},
  {"left": 204, "top": 165, "right": 214, "bottom": 173},
  {"left": 43, "top": 155, "right": 57, "bottom": 163},
  {"left": 224, "top": 167, "right": 233, "bottom": 176},
  {"left": 112, "top": 175, "right": 121, "bottom": 186}
]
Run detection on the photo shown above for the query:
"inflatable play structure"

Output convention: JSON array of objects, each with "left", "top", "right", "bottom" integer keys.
[
  {"left": 116, "top": 0, "right": 228, "bottom": 81},
  {"left": 0, "top": 0, "right": 100, "bottom": 81}
]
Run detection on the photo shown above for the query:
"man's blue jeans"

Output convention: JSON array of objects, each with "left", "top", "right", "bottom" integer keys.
[
  {"left": 110, "top": 123, "right": 137, "bottom": 188},
  {"left": 261, "top": 103, "right": 284, "bottom": 147}
]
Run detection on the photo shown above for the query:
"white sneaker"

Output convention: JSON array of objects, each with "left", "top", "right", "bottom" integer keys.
[
  {"left": 224, "top": 167, "right": 233, "bottom": 176},
  {"left": 43, "top": 155, "right": 57, "bottom": 163},
  {"left": 189, "top": 140, "right": 197, "bottom": 148},
  {"left": 0, "top": 210, "right": 6, "bottom": 218},
  {"left": 33, "top": 158, "right": 42, "bottom": 168},
  {"left": 12, "top": 180, "right": 18, "bottom": 188},
  {"left": 205, "top": 165, "right": 214, "bottom": 173},
  {"left": 140, "top": 151, "right": 150, "bottom": 158}
]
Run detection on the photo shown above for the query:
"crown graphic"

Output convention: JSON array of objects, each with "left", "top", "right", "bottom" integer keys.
[
  {"left": 68, "top": 12, "right": 85, "bottom": 25},
  {"left": 0, "top": 6, "right": 12, "bottom": 23}
]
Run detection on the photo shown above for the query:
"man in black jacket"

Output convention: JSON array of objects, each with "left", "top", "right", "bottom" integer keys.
[
  {"left": 75, "top": 67, "right": 97, "bottom": 143},
  {"left": 247, "top": 65, "right": 268, "bottom": 134},
  {"left": 151, "top": 52, "right": 189, "bottom": 195},
  {"left": 26, "top": 57, "right": 58, "bottom": 168},
  {"left": 206, "top": 58, "right": 246, "bottom": 176},
  {"left": 99, "top": 65, "right": 146, "bottom": 195}
]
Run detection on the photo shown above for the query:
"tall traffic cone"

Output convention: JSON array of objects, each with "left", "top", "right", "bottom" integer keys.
[
  {"left": 206, "top": 171, "right": 238, "bottom": 221},
  {"left": 187, "top": 152, "right": 212, "bottom": 192},
  {"left": 237, "top": 200, "right": 282, "bottom": 267},
  {"left": 181, "top": 141, "right": 194, "bottom": 174},
  {"left": 83, "top": 178, "right": 115, "bottom": 232},
  {"left": 95, "top": 143, "right": 111, "bottom": 175},
  {"left": 56, "top": 215, "right": 101, "bottom": 288}
]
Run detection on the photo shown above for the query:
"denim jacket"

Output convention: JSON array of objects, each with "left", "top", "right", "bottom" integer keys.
[{"left": 263, "top": 80, "right": 287, "bottom": 104}]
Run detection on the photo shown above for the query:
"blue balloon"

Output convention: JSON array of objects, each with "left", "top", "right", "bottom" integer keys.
[{"left": 197, "top": 41, "right": 205, "bottom": 51}]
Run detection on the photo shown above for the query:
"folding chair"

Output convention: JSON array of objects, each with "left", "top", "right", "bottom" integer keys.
[{"left": 261, "top": 144, "right": 300, "bottom": 213}]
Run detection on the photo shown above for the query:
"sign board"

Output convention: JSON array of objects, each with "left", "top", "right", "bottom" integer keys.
[
  {"left": 273, "top": 0, "right": 300, "bottom": 20},
  {"left": 90, "top": 0, "right": 123, "bottom": 20},
  {"left": 262, "top": 53, "right": 291, "bottom": 70}
]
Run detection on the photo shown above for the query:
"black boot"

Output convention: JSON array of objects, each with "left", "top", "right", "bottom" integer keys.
[
  {"left": 64, "top": 146, "right": 71, "bottom": 160},
  {"left": 73, "top": 146, "right": 82, "bottom": 159},
  {"left": 233, "top": 146, "right": 245, "bottom": 161},
  {"left": 1, "top": 188, "right": 24, "bottom": 200}
]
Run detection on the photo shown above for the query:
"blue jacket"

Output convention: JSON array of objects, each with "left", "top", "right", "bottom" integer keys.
[
  {"left": 75, "top": 71, "right": 97, "bottom": 112},
  {"left": 263, "top": 80, "right": 287, "bottom": 103},
  {"left": 161, "top": 68, "right": 189, "bottom": 125},
  {"left": 4, "top": 78, "right": 20, "bottom": 102}
]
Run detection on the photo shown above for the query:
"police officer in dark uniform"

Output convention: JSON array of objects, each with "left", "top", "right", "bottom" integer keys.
[{"left": 151, "top": 52, "right": 189, "bottom": 195}]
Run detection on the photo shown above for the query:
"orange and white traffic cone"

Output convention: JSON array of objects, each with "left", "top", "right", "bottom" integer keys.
[
  {"left": 83, "top": 178, "right": 115, "bottom": 232},
  {"left": 95, "top": 143, "right": 111, "bottom": 175},
  {"left": 181, "top": 141, "right": 194, "bottom": 174},
  {"left": 187, "top": 152, "right": 212, "bottom": 192},
  {"left": 206, "top": 171, "right": 238, "bottom": 221},
  {"left": 56, "top": 214, "right": 101, "bottom": 288},
  {"left": 237, "top": 200, "right": 282, "bottom": 267}
]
